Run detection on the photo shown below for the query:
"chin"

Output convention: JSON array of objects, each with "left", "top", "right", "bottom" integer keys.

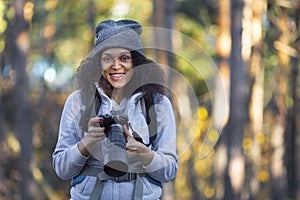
[{"left": 111, "top": 83, "right": 126, "bottom": 89}]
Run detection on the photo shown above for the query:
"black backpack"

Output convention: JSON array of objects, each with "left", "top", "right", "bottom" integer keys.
[{"left": 79, "top": 90, "right": 157, "bottom": 146}]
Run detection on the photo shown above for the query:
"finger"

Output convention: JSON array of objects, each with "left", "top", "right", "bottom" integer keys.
[
  {"left": 88, "top": 126, "right": 105, "bottom": 132},
  {"left": 89, "top": 133, "right": 105, "bottom": 141},
  {"left": 88, "top": 127, "right": 105, "bottom": 137},
  {"left": 123, "top": 125, "right": 132, "bottom": 140},
  {"left": 123, "top": 125, "right": 129, "bottom": 139},
  {"left": 127, "top": 146, "right": 138, "bottom": 151},
  {"left": 88, "top": 117, "right": 102, "bottom": 127},
  {"left": 123, "top": 124, "right": 129, "bottom": 134},
  {"left": 126, "top": 141, "right": 137, "bottom": 151}
]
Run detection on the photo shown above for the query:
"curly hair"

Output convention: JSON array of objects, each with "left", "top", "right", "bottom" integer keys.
[{"left": 75, "top": 50, "right": 168, "bottom": 105}]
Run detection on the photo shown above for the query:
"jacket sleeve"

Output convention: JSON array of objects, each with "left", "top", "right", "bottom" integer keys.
[
  {"left": 143, "top": 95, "right": 178, "bottom": 183},
  {"left": 52, "top": 91, "right": 89, "bottom": 180}
]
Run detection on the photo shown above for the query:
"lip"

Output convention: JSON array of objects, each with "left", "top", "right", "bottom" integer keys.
[{"left": 109, "top": 72, "right": 125, "bottom": 81}]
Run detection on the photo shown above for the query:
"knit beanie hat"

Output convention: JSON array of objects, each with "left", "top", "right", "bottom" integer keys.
[{"left": 92, "top": 19, "right": 144, "bottom": 56}]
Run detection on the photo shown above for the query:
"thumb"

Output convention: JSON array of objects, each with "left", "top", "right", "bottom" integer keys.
[{"left": 123, "top": 124, "right": 131, "bottom": 140}]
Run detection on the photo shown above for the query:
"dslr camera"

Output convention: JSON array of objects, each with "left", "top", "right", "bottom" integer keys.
[{"left": 98, "top": 114, "right": 128, "bottom": 177}]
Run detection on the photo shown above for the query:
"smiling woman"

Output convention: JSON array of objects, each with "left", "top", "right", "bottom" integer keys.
[
  {"left": 101, "top": 48, "right": 134, "bottom": 90},
  {"left": 52, "top": 19, "right": 178, "bottom": 200}
]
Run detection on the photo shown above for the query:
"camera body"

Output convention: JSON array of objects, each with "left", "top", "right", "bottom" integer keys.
[{"left": 98, "top": 114, "right": 128, "bottom": 177}]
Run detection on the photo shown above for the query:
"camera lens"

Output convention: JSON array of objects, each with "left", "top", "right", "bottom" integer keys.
[
  {"left": 104, "top": 124, "right": 128, "bottom": 177},
  {"left": 108, "top": 124, "right": 126, "bottom": 149}
]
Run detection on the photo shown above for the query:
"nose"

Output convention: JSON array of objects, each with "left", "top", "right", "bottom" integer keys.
[{"left": 111, "top": 59, "right": 122, "bottom": 69}]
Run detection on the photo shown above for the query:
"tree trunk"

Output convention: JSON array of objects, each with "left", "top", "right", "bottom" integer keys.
[
  {"left": 285, "top": 4, "right": 300, "bottom": 199},
  {"left": 88, "top": 0, "right": 95, "bottom": 51},
  {"left": 285, "top": 36, "right": 300, "bottom": 200},
  {"left": 152, "top": 0, "right": 175, "bottom": 87},
  {"left": 271, "top": 3, "right": 290, "bottom": 200},
  {"left": 214, "top": 0, "right": 231, "bottom": 198},
  {"left": 285, "top": 43, "right": 298, "bottom": 200},
  {"left": 224, "top": 0, "right": 247, "bottom": 199},
  {"left": 248, "top": 0, "right": 267, "bottom": 199},
  {"left": 152, "top": 0, "right": 176, "bottom": 199},
  {"left": 10, "top": 0, "right": 34, "bottom": 199}
]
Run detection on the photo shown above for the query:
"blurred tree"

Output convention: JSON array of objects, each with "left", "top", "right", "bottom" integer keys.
[
  {"left": 6, "top": 0, "right": 34, "bottom": 199},
  {"left": 286, "top": 37, "right": 300, "bottom": 200},
  {"left": 213, "top": 0, "right": 230, "bottom": 199},
  {"left": 247, "top": 0, "right": 267, "bottom": 199},
  {"left": 268, "top": 1, "right": 292, "bottom": 199},
  {"left": 223, "top": 0, "right": 247, "bottom": 199},
  {"left": 152, "top": 0, "right": 176, "bottom": 199},
  {"left": 279, "top": 1, "right": 300, "bottom": 200},
  {"left": 177, "top": 0, "right": 217, "bottom": 27},
  {"left": 87, "top": 0, "right": 95, "bottom": 50},
  {"left": 152, "top": 0, "right": 175, "bottom": 72}
]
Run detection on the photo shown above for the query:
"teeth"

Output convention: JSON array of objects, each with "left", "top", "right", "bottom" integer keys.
[
  {"left": 109, "top": 73, "right": 126, "bottom": 78},
  {"left": 111, "top": 74, "right": 123, "bottom": 77}
]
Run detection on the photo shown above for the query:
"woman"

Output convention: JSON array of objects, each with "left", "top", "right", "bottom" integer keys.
[{"left": 52, "top": 19, "right": 178, "bottom": 200}]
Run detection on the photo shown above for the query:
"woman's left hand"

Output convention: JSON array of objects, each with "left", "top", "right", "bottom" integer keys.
[{"left": 123, "top": 125, "right": 154, "bottom": 166}]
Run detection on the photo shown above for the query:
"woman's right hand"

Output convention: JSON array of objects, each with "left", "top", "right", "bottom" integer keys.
[{"left": 77, "top": 117, "right": 106, "bottom": 157}]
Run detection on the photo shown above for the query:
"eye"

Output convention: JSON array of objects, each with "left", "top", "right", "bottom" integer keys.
[
  {"left": 102, "top": 56, "right": 113, "bottom": 63},
  {"left": 120, "top": 55, "right": 132, "bottom": 62}
]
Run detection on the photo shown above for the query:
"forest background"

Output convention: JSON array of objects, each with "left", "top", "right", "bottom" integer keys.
[{"left": 0, "top": 0, "right": 300, "bottom": 200}]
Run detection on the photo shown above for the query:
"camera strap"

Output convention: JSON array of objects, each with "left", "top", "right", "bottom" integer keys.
[{"left": 80, "top": 89, "right": 158, "bottom": 146}]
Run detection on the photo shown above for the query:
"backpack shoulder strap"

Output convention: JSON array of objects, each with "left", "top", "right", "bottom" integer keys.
[
  {"left": 144, "top": 93, "right": 157, "bottom": 146},
  {"left": 79, "top": 89, "right": 101, "bottom": 133},
  {"left": 130, "top": 93, "right": 157, "bottom": 146}
]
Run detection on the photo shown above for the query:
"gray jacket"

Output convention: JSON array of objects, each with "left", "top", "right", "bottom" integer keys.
[{"left": 52, "top": 88, "right": 178, "bottom": 200}]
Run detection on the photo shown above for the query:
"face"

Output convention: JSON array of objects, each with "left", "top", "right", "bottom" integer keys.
[{"left": 101, "top": 48, "right": 134, "bottom": 88}]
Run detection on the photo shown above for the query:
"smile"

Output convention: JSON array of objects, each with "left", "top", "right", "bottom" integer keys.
[{"left": 109, "top": 73, "right": 125, "bottom": 80}]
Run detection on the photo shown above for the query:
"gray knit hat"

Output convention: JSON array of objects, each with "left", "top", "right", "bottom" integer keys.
[{"left": 92, "top": 19, "right": 144, "bottom": 56}]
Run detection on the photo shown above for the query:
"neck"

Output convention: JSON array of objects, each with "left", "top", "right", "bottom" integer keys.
[{"left": 112, "top": 88, "right": 123, "bottom": 104}]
